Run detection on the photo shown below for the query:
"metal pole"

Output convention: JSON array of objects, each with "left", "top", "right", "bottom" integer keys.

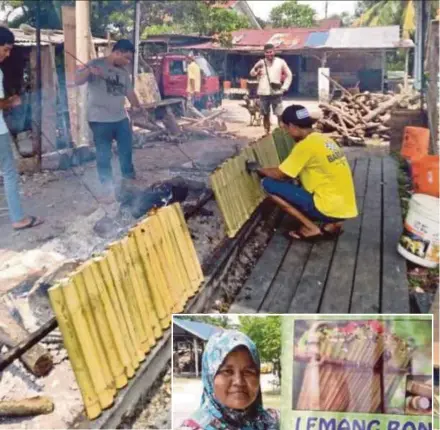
[
  {"left": 35, "top": 0, "right": 42, "bottom": 171},
  {"left": 133, "top": 0, "right": 141, "bottom": 84},
  {"left": 193, "top": 337, "right": 199, "bottom": 377},
  {"left": 325, "top": 1, "right": 329, "bottom": 19}
]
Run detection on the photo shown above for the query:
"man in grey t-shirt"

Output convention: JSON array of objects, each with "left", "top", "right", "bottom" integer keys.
[{"left": 75, "top": 39, "right": 143, "bottom": 202}]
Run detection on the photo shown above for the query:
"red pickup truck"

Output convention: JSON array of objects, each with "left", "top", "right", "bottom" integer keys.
[{"left": 145, "top": 53, "right": 222, "bottom": 110}]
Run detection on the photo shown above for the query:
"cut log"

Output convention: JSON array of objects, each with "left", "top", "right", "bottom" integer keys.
[
  {"left": 319, "top": 103, "right": 357, "bottom": 127},
  {"left": 363, "top": 95, "right": 405, "bottom": 122},
  {"left": 0, "top": 397, "right": 54, "bottom": 417},
  {"left": 0, "top": 303, "right": 53, "bottom": 376}
]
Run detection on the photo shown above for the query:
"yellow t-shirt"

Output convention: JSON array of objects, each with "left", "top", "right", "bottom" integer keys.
[
  {"left": 279, "top": 132, "right": 358, "bottom": 219},
  {"left": 187, "top": 61, "right": 201, "bottom": 94}
]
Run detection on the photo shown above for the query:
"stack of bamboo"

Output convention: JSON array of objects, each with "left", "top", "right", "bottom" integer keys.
[
  {"left": 48, "top": 204, "right": 203, "bottom": 420},
  {"left": 296, "top": 321, "right": 415, "bottom": 413},
  {"left": 210, "top": 131, "right": 285, "bottom": 238},
  {"left": 315, "top": 77, "right": 421, "bottom": 145}
]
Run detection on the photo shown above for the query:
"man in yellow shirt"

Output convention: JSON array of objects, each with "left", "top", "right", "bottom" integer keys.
[
  {"left": 187, "top": 53, "right": 201, "bottom": 106},
  {"left": 247, "top": 104, "right": 358, "bottom": 241}
]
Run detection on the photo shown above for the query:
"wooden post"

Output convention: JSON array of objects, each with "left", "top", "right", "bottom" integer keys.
[
  {"left": 193, "top": 337, "right": 199, "bottom": 377},
  {"left": 62, "top": 5, "right": 78, "bottom": 145},
  {"left": 132, "top": 0, "right": 141, "bottom": 84},
  {"left": 404, "top": 48, "right": 410, "bottom": 91},
  {"left": 35, "top": 1, "right": 42, "bottom": 170},
  {"left": 76, "top": 0, "right": 90, "bottom": 146},
  {"left": 381, "top": 50, "right": 386, "bottom": 93}
]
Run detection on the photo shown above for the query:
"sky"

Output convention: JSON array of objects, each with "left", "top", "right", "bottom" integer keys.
[{"left": 247, "top": 1, "right": 358, "bottom": 20}]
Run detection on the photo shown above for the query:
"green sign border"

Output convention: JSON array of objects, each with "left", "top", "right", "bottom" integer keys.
[{"left": 281, "top": 315, "right": 435, "bottom": 430}]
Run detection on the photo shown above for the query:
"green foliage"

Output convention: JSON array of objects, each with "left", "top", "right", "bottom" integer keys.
[
  {"left": 238, "top": 316, "right": 281, "bottom": 364},
  {"left": 388, "top": 320, "right": 432, "bottom": 348},
  {"left": 328, "top": 12, "right": 354, "bottom": 27},
  {"left": 174, "top": 315, "right": 233, "bottom": 329},
  {"left": 1, "top": 0, "right": 250, "bottom": 38},
  {"left": 269, "top": 0, "right": 316, "bottom": 28}
]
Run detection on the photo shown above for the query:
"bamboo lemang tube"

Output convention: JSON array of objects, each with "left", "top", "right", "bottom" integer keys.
[
  {"left": 96, "top": 256, "right": 138, "bottom": 377},
  {"left": 88, "top": 259, "right": 129, "bottom": 388},
  {"left": 172, "top": 204, "right": 204, "bottom": 284},
  {"left": 48, "top": 283, "right": 102, "bottom": 420},
  {"left": 155, "top": 208, "right": 193, "bottom": 299},
  {"left": 72, "top": 271, "right": 117, "bottom": 401},
  {"left": 210, "top": 171, "right": 234, "bottom": 236},
  {"left": 160, "top": 206, "right": 200, "bottom": 294},
  {"left": 131, "top": 223, "right": 171, "bottom": 329},
  {"left": 63, "top": 276, "right": 115, "bottom": 410},
  {"left": 120, "top": 238, "right": 156, "bottom": 351},
  {"left": 134, "top": 221, "right": 174, "bottom": 318},
  {"left": 108, "top": 241, "right": 148, "bottom": 358},
  {"left": 126, "top": 232, "right": 162, "bottom": 340},
  {"left": 105, "top": 244, "right": 144, "bottom": 364},
  {"left": 147, "top": 215, "right": 187, "bottom": 311}
]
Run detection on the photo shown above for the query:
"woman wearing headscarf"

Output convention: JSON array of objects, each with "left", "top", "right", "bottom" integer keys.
[{"left": 178, "top": 330, "right": 280, "bottom": 430}]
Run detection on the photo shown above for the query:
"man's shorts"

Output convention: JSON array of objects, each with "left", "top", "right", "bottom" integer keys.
[
  {"left": 260, "top": 95, "right": 284, "bottom": 117},
  {"left": 261, "top": 177, "right": 344, "bottom": 223}
]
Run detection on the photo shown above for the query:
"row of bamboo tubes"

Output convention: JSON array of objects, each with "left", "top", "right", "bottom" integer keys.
[
  {"left": 48, "top": 204, "right": 203, "bottom": 420},
  {"left": 296, "top": 322, "right": 415, "bottom": 414},
  {"left": 211, "top": 129, "right": 294, "bottom": 238}
]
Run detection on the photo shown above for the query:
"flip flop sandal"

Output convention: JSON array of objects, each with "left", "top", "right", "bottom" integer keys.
[
  {"left": 13, "top": 216, "right": 44, "bottom": 231},
  {"left": 288, "top": 230, "right": 325, "bottom": 243}
]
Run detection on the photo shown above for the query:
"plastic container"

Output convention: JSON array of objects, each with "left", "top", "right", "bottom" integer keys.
[
  {"left": 400, "top": 126, "right": 430, "bottom": 162},
  {"left": 411, "top": 155, "right": 439, "bottom": 197},
  {"left": 397, "top": 194, "right": 439, "bottom": 268},
  {"left": 223, "top": 80, "right": 231, "bottom": 90}
]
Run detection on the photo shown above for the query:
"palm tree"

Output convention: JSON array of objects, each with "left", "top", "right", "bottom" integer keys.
[{"left": 352, "top": 0, "right": 416, "bottom": 39}]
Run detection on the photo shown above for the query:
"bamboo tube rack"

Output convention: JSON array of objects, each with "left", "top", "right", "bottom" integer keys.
[
  {"left": 48, "top": 203, "right": 203, "bottom": 420},
  {"left": 272, "top": 127, "right": 295, "bottom": 162},
  {"left": 295, "top": 321, "right": 415, "bottom": 414},
  {"left": 210, "top": 132, "right": 283, "bottom": 238}
]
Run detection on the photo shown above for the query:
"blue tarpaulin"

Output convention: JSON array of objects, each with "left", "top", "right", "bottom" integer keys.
[{"left": 304, "top": 31, "right": 329, "bottom": 48}]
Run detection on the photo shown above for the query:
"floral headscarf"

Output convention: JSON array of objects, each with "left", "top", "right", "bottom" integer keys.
[{"left": 182, "top": 330, "right": 279, "bottom": 430}]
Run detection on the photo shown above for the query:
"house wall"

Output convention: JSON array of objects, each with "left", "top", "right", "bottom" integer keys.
[{"left": 298, "top": 51, "right": 383, "bottom": 97}]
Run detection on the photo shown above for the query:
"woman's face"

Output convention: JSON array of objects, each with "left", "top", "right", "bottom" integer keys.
[{"left": 213, "top": 347, "right": 260, "bottom": 410}]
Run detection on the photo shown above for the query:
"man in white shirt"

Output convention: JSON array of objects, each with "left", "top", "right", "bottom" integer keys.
[
  {"left": 250, "top": 43, "right": 292, "bottom": 134},
  {"left": 0, "top": 26, "right": 43, "bottom": 230}
]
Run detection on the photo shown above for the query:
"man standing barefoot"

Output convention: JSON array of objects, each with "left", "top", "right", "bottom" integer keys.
[
  {"left": 0, "top": 27, "right": 43, "bottom": 230},
  {"left": 250, "top": 43, "right": 292, "bottom": 135}
]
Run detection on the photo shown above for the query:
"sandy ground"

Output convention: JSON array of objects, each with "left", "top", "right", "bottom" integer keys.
[{"left": 171, "top": 374, "right": 281, "bottom": 428}]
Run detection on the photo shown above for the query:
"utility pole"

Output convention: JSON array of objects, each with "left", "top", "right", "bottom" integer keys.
[
  {"left": 324, "top": 1, "right": 329, "bottom": 19},
  {"left": 76, "top": 0, "right": 90, "bottom": 146}
]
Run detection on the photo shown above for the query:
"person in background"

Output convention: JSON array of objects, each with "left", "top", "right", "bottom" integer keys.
[
  {"left": 250, "top": 43, "right": 292, "bottom": 135},
  {"left": 75, "top": 39, "right": 143, "bottom": 203},
  {"left": 179, "top": 330, "right": 279, "bottom": 430},
  {"left": 247, "top": 104, "right": 358, "bottom": 241},
  {"left": 187, "top": 52, "right": 201, "bottom": 108},
  {"left": 0, "top": 26, "right": 43, "bottom": 230}
]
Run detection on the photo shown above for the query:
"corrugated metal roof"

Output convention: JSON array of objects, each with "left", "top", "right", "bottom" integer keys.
[
  {"left": 12, "top": 28, "right": 109, "bottom": 47},
  {"left": 181, "top": 26, "right": 413, "bottom": 52},
  {"left": 305, "top": 31, "right": 329, "bottom": 48},
  {"left": 324, "top": 26, "right": 404, "bottom": 49},
  {"left": 173, "top": 319, "right": 223, "bottom": 341}
]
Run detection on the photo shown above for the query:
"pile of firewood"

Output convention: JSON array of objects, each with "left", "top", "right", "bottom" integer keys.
[{"left": 315, "top": 77, "right": 421, "bottom": 145}]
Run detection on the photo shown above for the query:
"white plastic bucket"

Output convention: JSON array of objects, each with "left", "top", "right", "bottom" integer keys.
[{"left": 397, "top": 193, "right": 439, "bottom": 268}]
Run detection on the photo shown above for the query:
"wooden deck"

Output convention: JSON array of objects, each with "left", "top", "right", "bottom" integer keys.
[{"left": 229, "top": 155, "right": 410, "bottom": 314}]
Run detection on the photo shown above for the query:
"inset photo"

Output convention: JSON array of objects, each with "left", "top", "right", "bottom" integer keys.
[
  {"left": 282, "top": 315, "right": 433, "bottom": 430},
  {"left": 172, "top": 314, "right": 282, "bottom": 429}
]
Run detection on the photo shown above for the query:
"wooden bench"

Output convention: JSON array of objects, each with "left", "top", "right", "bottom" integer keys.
[{"left": 229, "top": 155, "right": 410, "bottom": 314}]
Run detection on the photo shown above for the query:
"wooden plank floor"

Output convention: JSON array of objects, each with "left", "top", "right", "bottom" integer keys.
[{"left": 229, "top": 155, "right": 410, "bottom": 314}]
